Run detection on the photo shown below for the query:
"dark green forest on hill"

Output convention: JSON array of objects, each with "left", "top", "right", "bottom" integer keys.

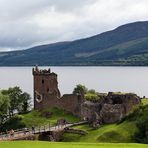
[{"left": 1, "top": 21, "right": 148, "bottom": 66}]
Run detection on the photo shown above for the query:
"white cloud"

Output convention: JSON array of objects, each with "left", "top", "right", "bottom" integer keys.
[{"left": 0, "top": 0, "right": 148, "bottom": 51}]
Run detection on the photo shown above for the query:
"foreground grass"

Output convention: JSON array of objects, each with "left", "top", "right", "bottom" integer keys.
[
  {"left": 22, "top": 108, "right": 80, "bottom": 127},
  {"left": 62, "top": 121, "right": 138, "bottom": 143},
  {"left": 0, "top": 141, "right": 147, "bottom": 148}
]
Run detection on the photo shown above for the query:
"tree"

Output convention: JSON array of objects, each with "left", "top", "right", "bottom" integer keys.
[
  {"left": 4, "top": 87, "right": 22, "bottom": 116},
  {"left": 2, "top": 87, "right": 32, "bottom": 115},
  {"left": 134, "top": 105, "right": 148, "bottom": 144},
  {"left": 0, "top": 92, "right": 10, "bottom": 124},
  {"left": 0, "top": 115, "right": 25, "bottom": 131},
  {"left": 88, "top": 89, "right": 96, "bottom": 94},
  {"left": 73, "top": 84, "right": 88, "bottom": 94},
  {"left": 20, "top": 92, "right": 31, "bottom": 113}
]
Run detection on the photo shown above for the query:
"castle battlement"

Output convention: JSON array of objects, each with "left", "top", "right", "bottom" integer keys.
[{"left": 32, "top": 66, "right": 57, "bottom": 76}]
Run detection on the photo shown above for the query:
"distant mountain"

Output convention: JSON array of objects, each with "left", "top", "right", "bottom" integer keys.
[{"left": 1, "top": 21, "right": 148, "bottom": 66}]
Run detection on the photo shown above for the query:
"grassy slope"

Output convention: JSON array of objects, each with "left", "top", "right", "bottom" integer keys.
[
  {"left": 62, "top": 121, "right": 138, "bottom": 143},
  {"left": 87, "top": 38, "right": 148, "bottom": 62},
  {"left": 78, "top": 37, "right": 148, "bottom": 58},
  {"left": 142, "top": 99, "right": 148, "bottom": 105},
  {"left": 21, "top": 108, "right": 80, "bottom": 127},
  {"left": 0, "top": 141, "right": 147, "bottom": 148}
]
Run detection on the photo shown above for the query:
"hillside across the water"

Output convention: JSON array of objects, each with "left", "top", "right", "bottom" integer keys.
[{"left": 1, "top": 21, "right": 148, "bottom": 66}]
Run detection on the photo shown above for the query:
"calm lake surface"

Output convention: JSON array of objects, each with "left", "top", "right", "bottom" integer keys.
[{"left": 0, "top": 66, "right": 148, "bottom": 98}]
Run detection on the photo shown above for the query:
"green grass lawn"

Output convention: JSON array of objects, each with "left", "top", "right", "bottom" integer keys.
[
  {"left": 21, "top": 108, "right": 80, "bottom": 127},
  {"left": 142, "top": 99, "right": 148, "bottom": 105},
  {"left": 0, "top": 141, "right": 147, "bottom": 148},
  {"left": 62, "top": 121, "right": 138, "bottom": 143}
]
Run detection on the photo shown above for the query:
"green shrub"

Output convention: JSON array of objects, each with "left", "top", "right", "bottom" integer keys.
[
  {"left": 87, "top": 89, "right": 96, "bottom": 94},
  {"left": 0, "top": 115, "right": 25, "bottom": 131},
  {"left": 134, "top": 106, "right": 148, "bottom": 144},
  {"left": 124, "top": 105, "right": 148, "bottom": 144},
  {"left": 118, "top": 105, "right": 148, "bottom": 144},
  {"left": 85, "top": 93, "right": 100, "bottom": 102},
  {"left": 73, "top": 84, "right": 88, "bottom": 94}
]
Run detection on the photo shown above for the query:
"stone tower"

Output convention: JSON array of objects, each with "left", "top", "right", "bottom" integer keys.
[{"left": 32, "top": 66, "right": 61, "bottom": 110}]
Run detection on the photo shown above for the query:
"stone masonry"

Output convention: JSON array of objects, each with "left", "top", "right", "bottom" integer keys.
[
  {"left": 33, "top": 66, "right": 141, "bottom": 125},
  {"left": 32, "top": 66, "right": 84, "bottom": 117}
]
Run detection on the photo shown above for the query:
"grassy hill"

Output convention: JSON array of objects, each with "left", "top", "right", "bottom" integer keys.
[
  {"left": 1, "top": 108, "right": 80, "bottom": 131},
  {"left": 0, "top": 141, "right": 147, "bottom": 148},
  {"left": 21, "top": 108, "right": 80, "bottom": 127},
  {"left": 62, "top": 121, "right": 138, "bottom": 143},
  {"left": 1, "top": 21, "right": 148, "bottom": 66}
]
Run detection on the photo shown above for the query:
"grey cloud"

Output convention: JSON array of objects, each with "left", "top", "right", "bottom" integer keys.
[
  {"left": 0, "top": 0, "right": 95, "bottom": 20},
  {"left": 0, "top": 0, "right": 148, "bottom": 51}
]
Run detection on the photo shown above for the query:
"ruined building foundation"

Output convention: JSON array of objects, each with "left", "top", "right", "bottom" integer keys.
[{"left": 33, "top": 66, "right": 141, "bottom": 125}]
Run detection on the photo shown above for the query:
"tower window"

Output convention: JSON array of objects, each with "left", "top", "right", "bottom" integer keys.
[
  {"left": 47, "top": 88, "right": 49, "bottom": 92},
  {"left": 42, "top": 79, "right": 44, "bottom": 84}
]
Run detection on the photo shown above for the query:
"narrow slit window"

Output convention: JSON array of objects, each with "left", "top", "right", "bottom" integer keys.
[{"left": 42, "top": 79, "right": 44, "bottom": 84}]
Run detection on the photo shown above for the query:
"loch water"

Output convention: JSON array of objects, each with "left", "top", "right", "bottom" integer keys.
[{"left": 0, "top": 66, "right": 148, "bottom": 98}]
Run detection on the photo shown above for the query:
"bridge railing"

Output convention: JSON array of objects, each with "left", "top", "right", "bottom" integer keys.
[
  {"left": 0, "top": 121, "right": 88, "bottom": 140},
  {"left": 0, "top": 123, "right": 69, "bottom": 140}
]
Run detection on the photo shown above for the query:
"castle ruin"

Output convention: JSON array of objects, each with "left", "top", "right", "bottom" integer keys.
[
  {"left": 33, "top": 66, "right": 141, "bottom": 125},
  {"left": 32, "top": 66, "right": 84, "bottom": 117}
]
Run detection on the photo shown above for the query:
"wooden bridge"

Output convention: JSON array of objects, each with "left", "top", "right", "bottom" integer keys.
[{"left": 0, "top": 121, "right": 87, "bottom": 141}]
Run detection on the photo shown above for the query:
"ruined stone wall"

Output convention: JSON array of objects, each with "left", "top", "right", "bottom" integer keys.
[
  {"left": 80, "top": 92, "right": 141, "bottom": 124},
  {"left": 122, "top": 94, "right": 141, "bottom": 113},
  {"left": 81, "top": 101, "right": 102, "bottom": 121},
  {"left": 58, "top": 94, "right": 84, "bottom": 117},
  {"left": 34, "top": 94, "right": 59, "bottom": 110},
  {"left": 100, "top": 104, "right": 125, "bottom": 123},
  {"left": 106, "top": 92, "right": 141, "bottom": 114}
]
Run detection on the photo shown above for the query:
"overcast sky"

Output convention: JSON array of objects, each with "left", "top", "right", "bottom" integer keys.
[{"left": 0, "top": 0, "right": 148, "bottom": 51}]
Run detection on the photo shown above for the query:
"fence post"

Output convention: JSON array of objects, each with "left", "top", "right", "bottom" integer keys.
[
  {"left": 39, "top": 126, "right": 40, "bottom": 133},
  {"left": 49, "top": 123, "right": 50, "bottom": 130}
]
